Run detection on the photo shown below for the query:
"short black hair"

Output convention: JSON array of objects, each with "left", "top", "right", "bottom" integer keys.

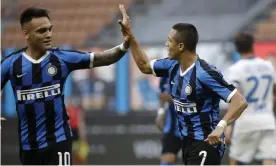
[
  {"left": 234, "top": 33, "right": 254, "bottom": 54},
  {"left": 20, "top": 7, "right": 50, "bottom": 27},
  {"left": 172, "top": 23, "right": 199, "bottom": 52}
]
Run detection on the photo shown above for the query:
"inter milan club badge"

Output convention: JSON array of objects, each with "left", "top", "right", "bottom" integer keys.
[
  {"left": 47, "top": 64, "right": 57, "bottom": 76},
  {"left": 184, "top": 84, "right": 192, "bottom": 95}
]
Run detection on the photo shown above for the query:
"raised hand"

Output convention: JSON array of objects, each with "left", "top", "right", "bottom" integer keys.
[{"left": 118, "top": 4, "right": 133, "bottom": 38}]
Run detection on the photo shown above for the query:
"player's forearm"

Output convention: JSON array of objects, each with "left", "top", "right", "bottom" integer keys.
[
  {"left": 222, "top": 92, "right": 248, "bottom": 125},
  {"left": 129, "top": 37, "right": 152, "bottom": 74},
  {"left": 93, "top": 42, "right": 129, "bottom": 67}
]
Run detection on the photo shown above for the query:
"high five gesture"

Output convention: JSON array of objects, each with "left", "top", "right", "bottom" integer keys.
[
  {"left": 118, "top": 4, "right": 153, "bottom": 74},
  {"left": 118, "top": 4, "right": 133, "bottom": 38}
]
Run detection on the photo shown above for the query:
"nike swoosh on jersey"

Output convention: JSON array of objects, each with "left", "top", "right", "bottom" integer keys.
[{"left": 17, "top": 73, "right": 27, "bottom": 78}]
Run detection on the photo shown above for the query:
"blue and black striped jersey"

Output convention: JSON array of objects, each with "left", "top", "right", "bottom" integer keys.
[
  {"left": 1, "top": 47, "right": 93, "bottom": 150},
  {"left": 151, "top": 57, "right": 236, "bottom": 157},
  {"left": 159, "top": 77, "right": 180, "bottom": 137}
]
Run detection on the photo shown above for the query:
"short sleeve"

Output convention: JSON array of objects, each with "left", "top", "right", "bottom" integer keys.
[
  {"left": 150, "top": 58, "right": 176, "bottom": 77},
  {"left": 199, "top": 65, "right": 237, "bottom": 103},
  {"left": 57, "top": 49, "right": 94, "bottom": 71},
  {"left": 1, "top": 56, "right": 11, "bottom": 89}
]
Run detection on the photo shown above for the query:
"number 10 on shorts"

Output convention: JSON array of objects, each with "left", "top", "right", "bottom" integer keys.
[{"left": 58, "top": 152, "right": 70, "bottom": 166}]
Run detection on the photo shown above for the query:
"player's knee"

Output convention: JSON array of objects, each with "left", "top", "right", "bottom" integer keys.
[{"left": 160, "top": 153, "right": 177, "bottom": 165}]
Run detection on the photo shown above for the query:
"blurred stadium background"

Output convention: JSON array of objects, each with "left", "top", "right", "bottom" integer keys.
[{"left": 1, "top": 0, "right": 276, "bottom": 165}]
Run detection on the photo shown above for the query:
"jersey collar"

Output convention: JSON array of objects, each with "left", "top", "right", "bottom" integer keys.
[
  {"left": 180, "top": 63, "right": 195, "bottom": 77},
  {"left": 23, "top": 51, "right": 50, "bottom": 64}
]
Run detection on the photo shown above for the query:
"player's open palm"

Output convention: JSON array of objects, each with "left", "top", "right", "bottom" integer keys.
[
  {"left": 118, "top": 4, "right": 133, "bottom": 38},
  {"left": 204, "top": 126, "right": 224, "bottom": 145}
]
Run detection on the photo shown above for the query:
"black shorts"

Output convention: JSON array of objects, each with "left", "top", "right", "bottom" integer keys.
[
  {"left": 161, "top": 133, "right": 182, "bottom": 154},
  {"left": 19, "top": 140, "right": 72, "bottom": 165},
  {"left": 182, "top": 137, "right": 224, "bottom": 165}
]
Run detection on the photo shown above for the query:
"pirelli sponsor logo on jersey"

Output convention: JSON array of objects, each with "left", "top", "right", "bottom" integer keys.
[
  {"left": 173, "top": 99, "right": 197, "bottom": 113},
  {"left": 17, "top": 84, "right": 61, "bottom": 101}
]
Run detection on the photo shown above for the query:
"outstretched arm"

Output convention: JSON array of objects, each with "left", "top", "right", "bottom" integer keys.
[
  {"left": 93, "top": 40, "right": 129, "bottom": 67},
  {"left": 60, "top": 38, "right": 129, "bottom": 70},
  {"left": 118, "top": 4, "right": 152, "bottom": 74},
  {"left": 118, "top": 4, "right": 174, "bottom": 77},
  {"left": 128, "top": 37, "right": 153, "bottom": 74}
]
